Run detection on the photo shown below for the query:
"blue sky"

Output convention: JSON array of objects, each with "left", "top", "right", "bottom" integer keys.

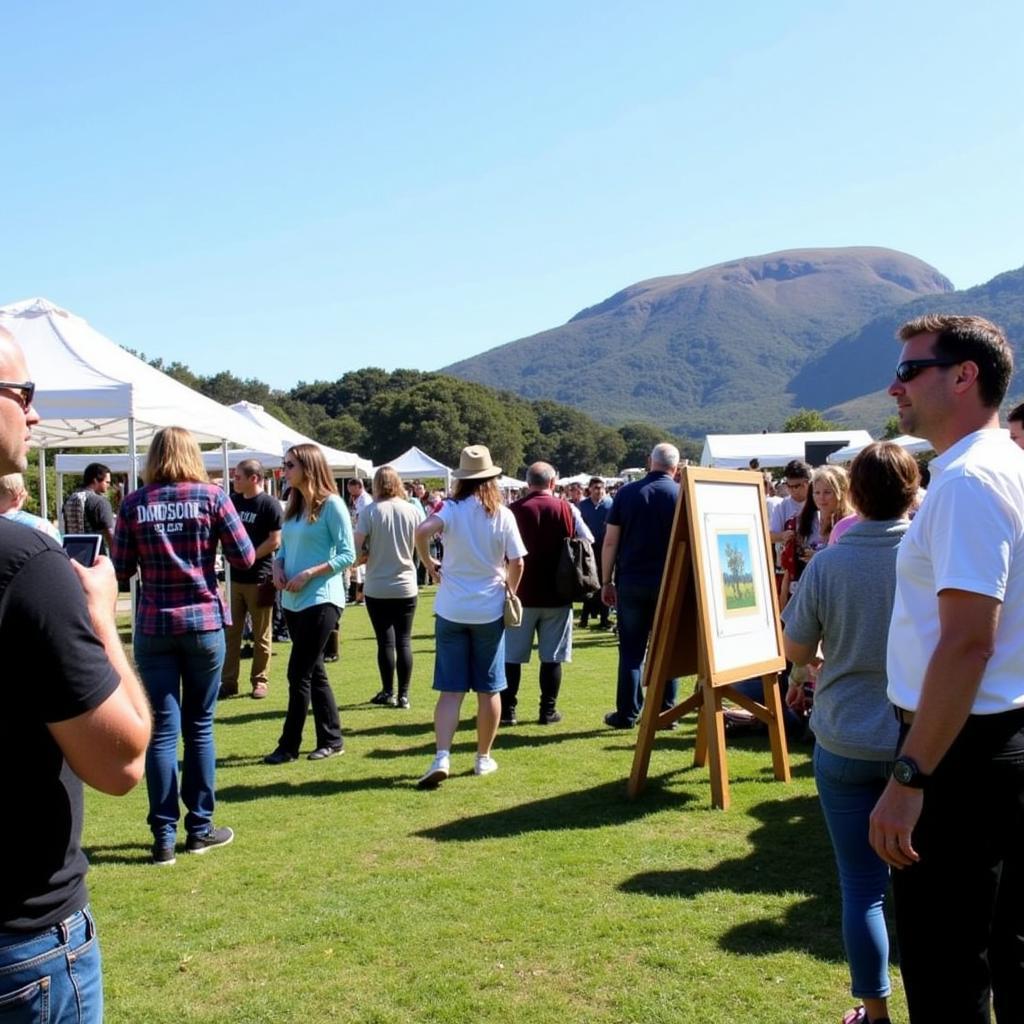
[{"left": 4, "top": 1, "right": 1022, "bottom": 389}]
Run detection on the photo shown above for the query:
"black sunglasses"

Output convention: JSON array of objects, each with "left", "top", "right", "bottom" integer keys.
[
  {"left": 0, "top": 380, "right": 35, "bottom": 411},
  {"left": 283, "top": 460, "right": 297, "bottom": 469},
  {"left": 894, "top": 358, "right": 959, "bottom": 383}
]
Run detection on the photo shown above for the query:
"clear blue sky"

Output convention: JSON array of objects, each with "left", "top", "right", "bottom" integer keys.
[{"left": 4, "top": 1, "right": 1022, "bottom": 390}]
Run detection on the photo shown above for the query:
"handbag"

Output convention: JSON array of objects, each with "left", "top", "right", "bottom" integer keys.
[
  {"left": 555, "top": 501, "right": 600, "bottom": 603},
  {"left": 503, "top": 582, "right": 523, "bottom": 628}
]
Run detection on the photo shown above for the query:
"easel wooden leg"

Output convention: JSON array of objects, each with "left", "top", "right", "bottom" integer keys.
[
  {"left": 762, "top": 673, "right": 792, "bottom": 783},
  {"left": 702, "top": 681, "right": 730, "bottom": 810},
  {"left": 693, "top": 685, "right": 708, "bottom": 767},
  {"left": 627, "top": 672, "right": 667, "bottom": 799}
]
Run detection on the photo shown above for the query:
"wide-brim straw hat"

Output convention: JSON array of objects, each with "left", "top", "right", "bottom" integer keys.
[{"left": 452, "top": 444, "right": 502, "bottom": 480}]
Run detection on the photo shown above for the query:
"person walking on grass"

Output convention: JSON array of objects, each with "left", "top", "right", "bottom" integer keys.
[
  {"left": 112, "top": 425, "right": 254, "bottom": 865},
  {"left": 264, "top": 444, "right": 355, "bottom": 764},
  {"left": 414, "top": 445, "right": 525, "bottom": 787},
  {"left": 354, "top": 465, "right": 421, "bottom": 709}
]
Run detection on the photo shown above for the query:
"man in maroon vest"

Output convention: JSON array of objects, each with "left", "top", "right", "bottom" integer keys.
[{"left": 501, "top": 462, "right": 593, "bottom": 725}]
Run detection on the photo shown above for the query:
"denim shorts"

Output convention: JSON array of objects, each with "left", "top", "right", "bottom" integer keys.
[
  {"left": 433, "top": 615, "right": 506, "bottom": 693},
  {"left": 0, "top": 906, "right": 102, "bottom": 1022}
]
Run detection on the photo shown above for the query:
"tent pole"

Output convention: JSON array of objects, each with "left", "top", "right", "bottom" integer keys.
[
  {"left": 38, "top": 448, "right": 47, "bottom": 520},
  {"left": 56, "top": 468, "right": 65, "bottom": 533},
  {"left": 128, "top": 417, "right": 138, "bottom": 637},
  {"left": 221, "top": 440, "right": 232, "bottom": 612}
]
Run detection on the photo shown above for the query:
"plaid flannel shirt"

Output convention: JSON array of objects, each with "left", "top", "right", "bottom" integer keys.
[{"left": 112, "top": 482, "right": 255, "bottom": 636}]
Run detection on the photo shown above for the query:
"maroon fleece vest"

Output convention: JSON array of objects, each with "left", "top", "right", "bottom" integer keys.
[{"left": 510, "top": 491, "right": 573, "bottom": 608}]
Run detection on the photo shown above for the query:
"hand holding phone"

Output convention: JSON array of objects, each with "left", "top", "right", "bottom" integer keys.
[{"left": 63, "top": 534, "right": 103, "bottom": 567}]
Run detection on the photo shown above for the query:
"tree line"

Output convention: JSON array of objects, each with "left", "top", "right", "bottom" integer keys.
[{"left": 142, "top": 358, "right": 702, "bottom": 475}]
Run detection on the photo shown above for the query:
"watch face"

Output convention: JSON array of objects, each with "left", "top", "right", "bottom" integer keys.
[{"left": 893, "top": 760, "right": 914, "bottom": 784}]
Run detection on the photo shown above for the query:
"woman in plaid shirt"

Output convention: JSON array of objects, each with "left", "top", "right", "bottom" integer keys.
[{"left": 112, "top": 427, "right": 254, "bottom": 865}]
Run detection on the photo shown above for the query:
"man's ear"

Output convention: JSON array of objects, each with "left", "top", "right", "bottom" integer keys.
[{"left": 953, "top": 360, "right": 980, "bottom": 393}]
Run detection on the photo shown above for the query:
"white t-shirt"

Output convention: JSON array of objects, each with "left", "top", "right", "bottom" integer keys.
[
  {"left": 433, "top": 497, "right": 527, "bottom": 624},
  {"left": 887, "top": 428, "right": 1024, "bottom": 714}
]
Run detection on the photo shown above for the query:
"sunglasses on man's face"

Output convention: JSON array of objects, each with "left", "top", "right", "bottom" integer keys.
[
  {"left": 894, "top": 358, "right": 959, "bottom": 383},
  {"left": 0, "top": 380, "right": 35, "bottom": 411}
]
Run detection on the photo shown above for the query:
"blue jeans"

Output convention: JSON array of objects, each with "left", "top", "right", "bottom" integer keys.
[
  {"left": 614, "top": 582, "right": 678, "bottom": 723},
  {"left": 134, "top": 629, "right": 226, "bottom": 844},
  {"left": 0, "top": 907, "right": 102, "bottom": 1022},
  {"left": 812, "top": 744, "right": 892, "bottom": 1000}
]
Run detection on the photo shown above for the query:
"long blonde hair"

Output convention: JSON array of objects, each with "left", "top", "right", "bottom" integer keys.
[
  {"left": 451, "top": 477, "right": 501, "bottom": 516},
  {"left": 144, "top": 427, "right": 208, "bottom": 485},
  {"left": 284, "top": 444, "right": 338, "bottom": 523},
  {"left": 810, "top": 465, "right": 853, "bottom": 539},
  {"left": 372, "top": 466, "right": 404, "bottom": 501}
]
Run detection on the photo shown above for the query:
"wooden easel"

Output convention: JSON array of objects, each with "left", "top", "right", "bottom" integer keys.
[{"left": 627, "top": 468, "right": 790, "bottom": 810}]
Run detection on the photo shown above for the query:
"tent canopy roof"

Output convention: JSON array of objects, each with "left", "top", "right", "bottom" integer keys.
[
  {"left": 383, "top": 446, "right": 451, "bottom": 480},
  {"left": 700, "top": 430, "right": 875, "bottom": 469},
  {"left": 1, "top": 298, "right": 281, "bottom": 451},
  {"left": 229, "top": 401, "right": 372, "bottom": 477},
  {"left": 827, "top": 434, "right": 933, "bottom": 462}
]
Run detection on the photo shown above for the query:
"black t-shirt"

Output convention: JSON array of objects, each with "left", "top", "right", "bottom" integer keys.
[
  {"left": 0, "top": 520, "right": 120, "bottom": 930},
  {"left": 230, "top": 491, "right": 283, "bottom": 584}
]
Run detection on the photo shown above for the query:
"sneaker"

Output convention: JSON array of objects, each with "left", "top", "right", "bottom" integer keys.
[
  {"left": 185, "top": 825, "right": 234, "bottom": 855},
  {"left": 604, "top": 711, "right": 636, "bottom": 729},
  {"left": 500, "top": 710, "right": 518, "bottom": 727},
  {"left": 263, "top": 749, "right": 297, "bottom": 765},
  {"left": 251, "top": 682, "right": 269, "bottom": 699},
  {"left": 307, "top": 745, "right": 344, "bottom": 760},
  {"left": 151, "top": 842, "right": 176, "bottom": 866},
  {"left": 397, "top": 694, "right": 410, "bottom": 709},
  {"left": 474, "top": 754, "right": 498, "bottom": 776},
  {"left": 417, "top": 752, "right": 450, "bottom": 789},
  {"left": 218, "top": 685, "right": 238, "bottom": 700},
  {"left": 538, "top": 710, "right": 563, "bottom": 725}
]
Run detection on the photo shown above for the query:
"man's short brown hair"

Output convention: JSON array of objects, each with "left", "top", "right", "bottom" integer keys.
[{"left": 898, "top": 314, "right": 1013, "bottom": 409}]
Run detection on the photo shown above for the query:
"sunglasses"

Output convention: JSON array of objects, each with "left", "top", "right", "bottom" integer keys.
[
  {"left": 0, "top": 380, "right": 35, "bottom": 411},
  {"left": 283, "top": 460, "right": 297, "bottom": 469},
  {"left": 894, "top": 358, "right": 959, "bottom": 383}
]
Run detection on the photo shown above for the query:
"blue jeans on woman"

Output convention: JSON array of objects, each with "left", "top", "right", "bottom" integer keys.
[
  {"left": 813, "top": 744, "right": 892, "bottom": 1001},
  {"left": 0, "top": 907, "right": 102, "bottom": 1022},
  {"left": 133, "top": 629, "right": 226, "bottom": 845}
]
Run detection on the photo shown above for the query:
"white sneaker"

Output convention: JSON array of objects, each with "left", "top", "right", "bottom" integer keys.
[
  {"left": 474, "top": 754, "right": 498, "bottom": 776},
  {"left": 417, "top": 752, "right": 450, "bottom": 789}
]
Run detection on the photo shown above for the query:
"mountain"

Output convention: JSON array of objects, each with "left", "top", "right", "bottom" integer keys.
[
  {"left": 443, "top": 247, "right": 954, "bottom": 437},
  {"left": 795, "top": 265, "right": 1024, "bottom": 423}
]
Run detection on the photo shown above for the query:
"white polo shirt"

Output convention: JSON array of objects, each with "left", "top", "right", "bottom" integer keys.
[{"left": 887, "top": 428, "right": 1024, "bottom": 714}]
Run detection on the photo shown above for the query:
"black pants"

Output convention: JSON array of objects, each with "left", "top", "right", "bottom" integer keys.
[
  {"left": 892, "top": 709, "right": 1024, "bottom": 1023},
  {"left": 278, "top": 604, "right": 343, "bottom": 754},
  {"left": 365, "top": 595, "right": 417, "bottom": 696}
]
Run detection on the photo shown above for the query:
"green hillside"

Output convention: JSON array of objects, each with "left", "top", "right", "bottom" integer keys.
[{"left": 443, "top": 247, "right": 953, "bottom": 437}]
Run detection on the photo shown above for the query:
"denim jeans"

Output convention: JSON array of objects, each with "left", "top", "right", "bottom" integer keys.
[
  {"left": 0, "top": 907, "right": 102, "bottom": 1022},
  {"left": 812, "top": 744, "right": 892, "bottom": 1000},
  {"left": 133, "top": 629, "right": 226, "bottom": 844},
  {"left": 614, "top": 582, "right": 678, "bottom": 723}
]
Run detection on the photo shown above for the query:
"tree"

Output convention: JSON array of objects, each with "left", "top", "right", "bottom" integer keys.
[
  {"left": 781, "top": 409, "right": 841, "bottom": 433},
  {"left": 882, "top": 415, "right": 902, "bottom": 439}
]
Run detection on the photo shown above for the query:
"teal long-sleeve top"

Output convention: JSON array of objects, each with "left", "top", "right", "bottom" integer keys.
[{"left": 276, "top": 494, "right": 355, "bottom": 612}]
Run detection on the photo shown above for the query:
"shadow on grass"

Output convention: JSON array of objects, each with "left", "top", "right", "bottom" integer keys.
[
  {"left": 618, "top": 792, "right": 845, "bottom": 962},
  {"left": 215, "top": 708, "right": 283, "bottom": 725},
  {"left": 217, "top": 773, "right": 403, "bottom": 802},
  {"left": 83, "top": 842, "right": 152, "bottom": 867},
  {"left": 361, "top": 724, "right": 609, "bottom": 760},
  {"left": 414, "top": 775, "right": 695, "bottom": 842}
]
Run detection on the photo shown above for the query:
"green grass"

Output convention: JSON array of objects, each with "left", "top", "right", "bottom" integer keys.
[
  {"left": 85, "top": 591, "right": 905, "bottom": 1023},
  {"left": 723, "top": 581, "right": 757, "bottom": 611}
]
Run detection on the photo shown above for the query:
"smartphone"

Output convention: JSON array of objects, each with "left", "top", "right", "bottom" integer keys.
[{"left": 63, "top": 534, "right": 103, "bottom": 567}]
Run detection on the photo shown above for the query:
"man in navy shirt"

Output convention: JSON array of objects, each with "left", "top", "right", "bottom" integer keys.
[
  {"left": 577, "top": 477, "right": 613, "bottom": 629},
  {"left": 601, "top": 444, "right": 680, "bottom": 727}
]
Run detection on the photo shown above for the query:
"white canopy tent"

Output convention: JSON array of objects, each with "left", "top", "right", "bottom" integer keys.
[
  {"left": 0, "top": 297, "right": 283, "bottom": 515},
  {"left": 229, "top": 401, "right": 372, "bottom": 477},
  {"left": 383, "top": 446, "right": 452, "bottom": 491},
  {"left": 827, "top": 434, "right": 933, "bottom": 463},
  {"left": 497, "top": 475, "right": 527, "bottom": 491},
  {"left": 700, "top": 430, "right": 875, "bottom": 469}
]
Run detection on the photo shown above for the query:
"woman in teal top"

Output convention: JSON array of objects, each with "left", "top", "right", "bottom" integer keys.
[{"left": 264, "top": 444, "right": 355, "bottom": 764}]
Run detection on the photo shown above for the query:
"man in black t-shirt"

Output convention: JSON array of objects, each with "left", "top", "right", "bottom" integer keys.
[
  {"left": 220, "top": 459, "right": 283, "bottom": 699},
  {"left": 61, "top": 462, "right": 115, "bottom": 553},
  {"left": 0, "top": 328, "right": 150, "bottom": 1022}
]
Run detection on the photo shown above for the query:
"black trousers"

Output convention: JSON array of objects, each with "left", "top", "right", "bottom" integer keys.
[
  {"left": 365, "top": 595, "right": 417, "bottom": 696},
  {"left": 278, "top": 604, "right": 343, "bottom": 754},
  {"left": 892, "top": 708, "right": 1024, "bottom": 1023}
]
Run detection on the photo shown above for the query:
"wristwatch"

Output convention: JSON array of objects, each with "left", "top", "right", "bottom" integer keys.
[{"left": 892, "top": 755, "right": 928, "bottom": 789}]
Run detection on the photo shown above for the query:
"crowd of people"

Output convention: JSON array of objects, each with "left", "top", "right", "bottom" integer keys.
[{"left": 2, "top": 312, "right": 1023, "bottom": 1024}]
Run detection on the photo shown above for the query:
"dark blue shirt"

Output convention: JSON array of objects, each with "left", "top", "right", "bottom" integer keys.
[
  {"left": 577, "top": 495, "right": 613, "bottom": 548},
  {"left": 606, "top": 471, "right": 679, "bottom": 589}
]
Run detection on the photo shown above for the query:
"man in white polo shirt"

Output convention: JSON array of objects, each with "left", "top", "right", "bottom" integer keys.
[{"left": 869, "top": 314, "right": 1024, "bottom": 1023}]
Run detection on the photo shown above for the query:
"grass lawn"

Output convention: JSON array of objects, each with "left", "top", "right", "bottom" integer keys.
[{"left": 85, "top": 590, "right": 905, "bottom": 1023}]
